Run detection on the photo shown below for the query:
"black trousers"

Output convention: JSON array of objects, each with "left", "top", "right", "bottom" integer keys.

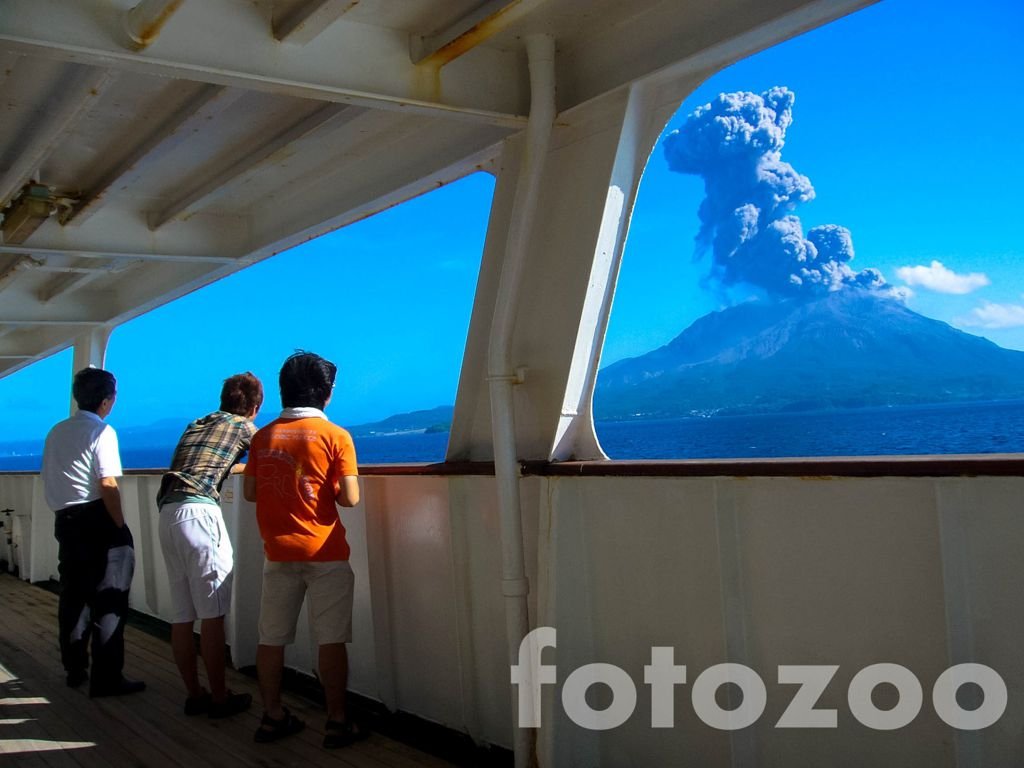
[{"left": 54, "top": 499, "right": 135, "bottom": 685}]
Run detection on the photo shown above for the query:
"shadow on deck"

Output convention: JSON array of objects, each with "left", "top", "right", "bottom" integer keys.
[{"left": 0, "top": 574, "right": 461, "bottom": 767}]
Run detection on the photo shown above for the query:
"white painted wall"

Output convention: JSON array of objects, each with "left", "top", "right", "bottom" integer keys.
[{"left": 2, "top": 469, "right": 1022, "bottom": 766}]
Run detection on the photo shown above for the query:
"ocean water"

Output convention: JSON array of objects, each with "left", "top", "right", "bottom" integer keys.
[
  {"left": 596, "top": 399, "right": 1024, "bottom": 460},
  {"left": 2, "top": 400, "right": 1023, "bottom": 471}
]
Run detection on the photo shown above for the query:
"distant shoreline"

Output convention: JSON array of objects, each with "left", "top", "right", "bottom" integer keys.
[
  {"left": 3, "top": 398, "right": 1024, "bottom": 471},
  {"left": 595, "top": 396, "right": 1024, "bottom": 424}
]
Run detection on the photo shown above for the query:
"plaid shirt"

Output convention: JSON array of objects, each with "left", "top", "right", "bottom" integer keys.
[{"left": 157, "top": 411, "right": 256, "bottom": 506}]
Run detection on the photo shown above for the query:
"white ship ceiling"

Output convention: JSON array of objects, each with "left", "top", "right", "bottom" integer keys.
[{"left": 0, "top": 0, "right": 872, "bottom": 378}]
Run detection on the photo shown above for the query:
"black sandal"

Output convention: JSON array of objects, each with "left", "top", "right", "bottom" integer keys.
[
  {"left": 209, "top": 691, "right": 252, "bottom": 719},
  {"left": 323, "top": 719, "right": 369, "bottom": 749},
  {"left": 253, "top": 707, "right": 305, "bottom": 743}
]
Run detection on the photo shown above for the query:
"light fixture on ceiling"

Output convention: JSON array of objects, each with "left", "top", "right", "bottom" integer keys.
[{"left": 0, "top": 183, "right": 78, "bottom": 245}]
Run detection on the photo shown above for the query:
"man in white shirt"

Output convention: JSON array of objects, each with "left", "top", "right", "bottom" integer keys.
[{"left": 41, "top": 367, "right": 145, "bottom": 697}]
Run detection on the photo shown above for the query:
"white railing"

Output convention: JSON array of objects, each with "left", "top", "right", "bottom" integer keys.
[{"left": 2, "top": 468, "right": 1023, "bottom": 767}]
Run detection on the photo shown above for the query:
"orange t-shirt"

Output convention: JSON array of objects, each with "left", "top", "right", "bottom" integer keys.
[{"left": 245, "top": 416, "right": 358, "bottom": 561}]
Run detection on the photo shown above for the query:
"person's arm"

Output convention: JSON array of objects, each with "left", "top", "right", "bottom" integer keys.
[
  {"left": 242, "top": 428, "right": 260, "bottom": 501},
  {"left": 232, "top": 424, "right": 254, "bottom": 475},
  {"left": 243, "top": 474, "right": 258, "bottom": 502},
  {"left": 335, "top": 475, "right": 360, "bottom": 507},
  {"left": 334, "top": 429, "right": 360, "bottom": 507},
  {"left": 95, "top": 426, "right": 124, "bottom": 527},
  {"left": 99, "top": 476, "right": 125, "bottom": 528}
]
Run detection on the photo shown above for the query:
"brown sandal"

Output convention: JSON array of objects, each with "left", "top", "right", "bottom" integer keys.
[
  {"left": 253, "top": 707, "right": 305, "bottom": 743},
  {"left": 323, "top": 719, "right": 369, "bottom": 749}
]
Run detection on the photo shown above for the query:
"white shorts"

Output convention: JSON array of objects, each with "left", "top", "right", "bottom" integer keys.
[
  {"left": 258, "top": 560, "right": 354, "bottom": 646},
  {"left": 158, "top": 502, "right": 234, "bottom": 623}
]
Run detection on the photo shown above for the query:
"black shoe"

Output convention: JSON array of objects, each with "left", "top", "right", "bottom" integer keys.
[
  {"left": 208, "top": 691, "right": 252, "bottom": 719},
  {"left": 66, "top": 669, "right": 88, "bottom": 688},
  {"left": 90, "top": 677, "right": 146, "bottom": 698},
  {"left": 184, "top": 690, "right": 212, "bottom": 716}
]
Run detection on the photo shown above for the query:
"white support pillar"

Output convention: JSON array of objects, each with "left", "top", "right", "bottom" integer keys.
[
  {"left": 548, "top": 82, "right": 667, "bottom": 461},
  {"left": 69, "top": 326, "right": 112, "bottom": 414},
  {"left": 448, "top": 81, "right": 687, "bottom": 462}
]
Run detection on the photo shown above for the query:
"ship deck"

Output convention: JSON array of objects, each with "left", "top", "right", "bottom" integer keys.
[{"left": 0, "top": 574, "right": 455, "bottom": 768}]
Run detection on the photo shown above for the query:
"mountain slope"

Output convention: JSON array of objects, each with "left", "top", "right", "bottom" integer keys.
[
  {"left": 348, "top": 405, "right": 453, "bottom": 436},
  {"left": 595, "top": 291, "right": 1024, "bottom": 419}
]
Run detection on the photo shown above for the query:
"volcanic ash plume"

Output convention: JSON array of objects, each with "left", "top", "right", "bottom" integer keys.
[{"left": 664, "top": 87, "right": 885, "bottom": 298}]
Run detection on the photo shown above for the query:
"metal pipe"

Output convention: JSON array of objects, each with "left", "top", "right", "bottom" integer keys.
[
  {"left": 486, "top": 33, "right": 555, "bottom": 768},
  {"left": 121, "top": 0, "right": 186, "bottom": 51}
]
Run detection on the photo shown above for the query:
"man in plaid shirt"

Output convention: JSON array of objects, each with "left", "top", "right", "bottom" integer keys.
[{"left": 157, "top": 372, "right": 263, "bottom": 719}]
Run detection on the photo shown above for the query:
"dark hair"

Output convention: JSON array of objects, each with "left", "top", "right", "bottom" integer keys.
[
  {"left": 72, "top": 367, "right": 116, "bottom": 413},
  {"left": 220, "top": 372, "right": 263, "bottom": 416},
  {"left": 279, "top": 351, "right": 336, "bottom": 409}
]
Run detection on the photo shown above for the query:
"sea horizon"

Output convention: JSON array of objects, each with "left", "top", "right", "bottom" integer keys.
[{"left": 2, "top": 398, "right": 1023, "bottom": 472}]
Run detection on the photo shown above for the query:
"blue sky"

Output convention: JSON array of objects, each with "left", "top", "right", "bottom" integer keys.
[
  {"left": 606, "top": 0, "right": 1024, "bottom": 363},
  {"left": 1, "top": 0, "right": 1021, "bottom": 442}
]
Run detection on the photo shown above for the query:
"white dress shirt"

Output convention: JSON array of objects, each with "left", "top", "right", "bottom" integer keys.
[{"left": 42, "top": 410, "right": 123, "bottom": 511}]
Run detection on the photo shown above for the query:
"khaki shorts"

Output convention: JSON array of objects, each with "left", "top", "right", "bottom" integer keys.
[
  {"left": 159, "top": 502, "right": 233, "bottom": 623},
  {"left": 258, "top": 560, "right": 354, "bottom": 646}
]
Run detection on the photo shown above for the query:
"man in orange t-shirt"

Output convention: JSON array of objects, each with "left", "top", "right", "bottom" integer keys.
[{"left": 243, "top": 351, "right": 364, "bottom": 748}]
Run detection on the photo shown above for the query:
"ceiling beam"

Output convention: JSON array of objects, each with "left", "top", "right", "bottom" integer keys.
[
  {"left": 0, "top": 64, "right": 114, "bottom": 207},
  {"left": 38, "top": 261, "right": 129, "bottom": 304},
  {"left": 0, "top": 320, "right": 107, "bottom": 327},
  {"left": 561, "top": 0, "right": 877, "bottom": 113},
  {"left": 0, "top": 50, "right": 21, "bottom": 81},
  {"left": 33, "top": 264, "right": 129, "bottom": 275},
  {"left": 0, "top": 244, "right": 234, "bottom": 264},
  {"left": 273, "top": 0, "right": 359, "bottom": 45},
  {"left": 412, "top": 0, "right": 550, "bottom": 67},
  {"left": 0, "top": 256, "right": 116, "bottom": 287},
  {"left": 0, "top": 256, "right": 43, "bottom": 292},
  {"left": 0, "top": 0, "right": 527, "bottom": 128},
  {"left": 38, "top": 272, "right": 102, "bottom": 304},
  {"left": 62, "top": 84, "right": 241, "bottom": 226},
  {"left": 248, "top": 125, "right": 503, "bottom": 259},
  {"left": 0, "top": 326, "right": 80, "bottom": 364},
  {"left": 149, "top": 103, "right": 364, "bottom": 230}
]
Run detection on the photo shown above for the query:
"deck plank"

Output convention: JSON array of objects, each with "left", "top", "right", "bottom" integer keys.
[{"left": 0, "top": 575, "right": 455, "bottom": 768}]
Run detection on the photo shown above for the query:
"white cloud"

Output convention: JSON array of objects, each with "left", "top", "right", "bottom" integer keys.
[
  {"left": 957, "top": 299, "right": 1024, "bottom": 329},
  {"left": 895, "top": 260, "right": 990, "bottom": 294}
]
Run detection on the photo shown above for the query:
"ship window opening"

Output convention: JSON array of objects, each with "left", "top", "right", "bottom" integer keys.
[
  {"left": 595, "top": 0, "right": 1024, "bottom": 460},
  {"left": 0, "top": 172, "right": 493, "bottom": 471},
  {"left": 105, "top": 171, "right": 494, "bottom": 469},
  {"left": 0, "top": 349, "right": 74, "bottom": 471}
]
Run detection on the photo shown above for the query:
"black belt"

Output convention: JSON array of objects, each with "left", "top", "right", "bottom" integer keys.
[{"left": 56, "top": 498, "right": 106, "bottom": 518}]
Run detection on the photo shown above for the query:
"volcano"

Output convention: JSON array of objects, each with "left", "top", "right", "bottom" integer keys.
[{"left": 594, "top": 291, "right": 1024, "bottom": 420}]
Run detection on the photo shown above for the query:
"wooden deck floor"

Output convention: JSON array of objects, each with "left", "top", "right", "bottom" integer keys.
[{"left": 0, "top": 574, "right": 457, "bottom": 768}]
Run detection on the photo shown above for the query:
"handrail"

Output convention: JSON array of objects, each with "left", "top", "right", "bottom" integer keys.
[{"left": 3, "top": 455, "right": 1022, "bottom": 478}]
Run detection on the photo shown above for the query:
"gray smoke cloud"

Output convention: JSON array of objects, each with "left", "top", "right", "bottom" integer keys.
[{"left": 664, "top": 87, "right": 885, "bottom": 298}]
